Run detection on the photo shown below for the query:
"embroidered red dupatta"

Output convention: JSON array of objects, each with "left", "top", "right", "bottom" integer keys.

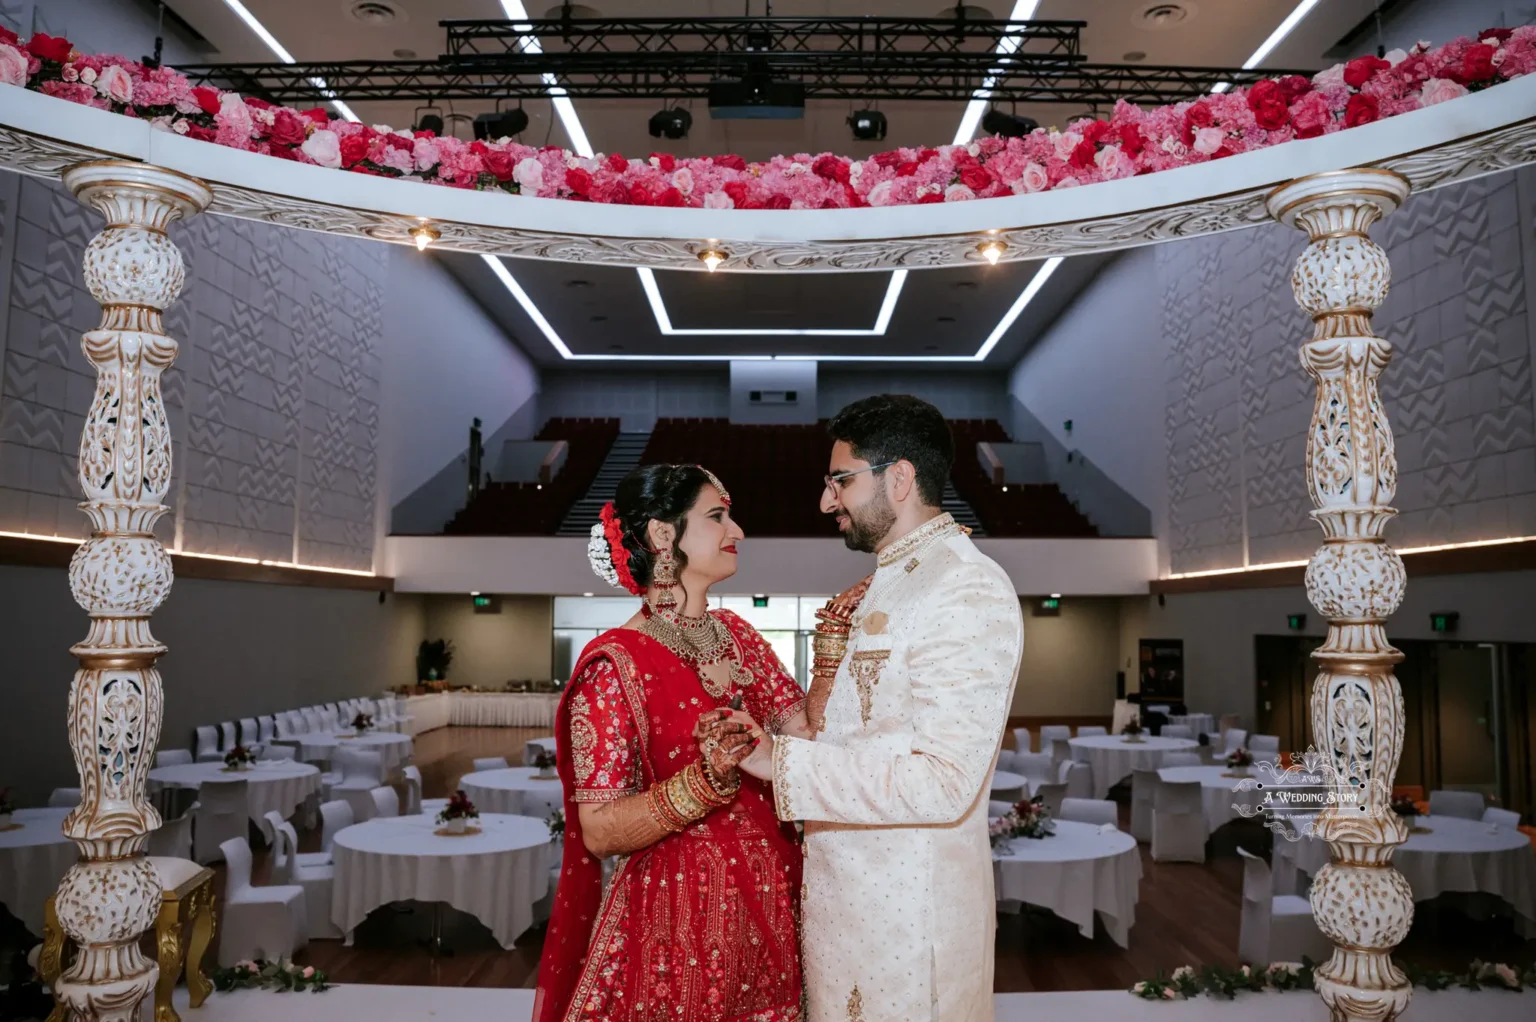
[{"left": 534, "top": 615, "right": 805, "bottom": 1022}]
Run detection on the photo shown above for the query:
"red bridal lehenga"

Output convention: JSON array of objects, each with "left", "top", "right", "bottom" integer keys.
[{"left": 534, "top": 609, "right": 807, "bottom": 1022}]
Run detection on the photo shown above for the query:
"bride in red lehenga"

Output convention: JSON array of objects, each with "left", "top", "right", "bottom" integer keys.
[{"left": 534, "top": 464, "right": 811, "bottom": 1022}]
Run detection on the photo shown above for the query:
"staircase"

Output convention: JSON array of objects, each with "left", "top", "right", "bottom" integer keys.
[
  {"left": 557, "top": 431, "right": 652, "bottom": 536},
  {"left": 941, "top": 481, "right": 986, "bottom": 537}
]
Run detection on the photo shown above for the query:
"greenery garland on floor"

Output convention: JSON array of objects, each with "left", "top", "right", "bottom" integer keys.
[
  {"left": 212, "top": 959, "right": 330, "bottom": 993},
  {"left": 1132, "top": 960, "right": 1536, "bottom": 1000}
]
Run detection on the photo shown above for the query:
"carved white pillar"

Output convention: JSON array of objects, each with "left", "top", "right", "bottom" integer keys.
[
  {"left": 1266, "top": 169, "right": 1414, "bottom": 1022},
  {"left": 54, "top": 161, "right": 210, "bottom": 1022}
]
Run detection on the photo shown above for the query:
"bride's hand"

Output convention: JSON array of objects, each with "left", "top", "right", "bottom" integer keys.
[{"left": 693, "top": 709, "right": 754, "bottom": 782}]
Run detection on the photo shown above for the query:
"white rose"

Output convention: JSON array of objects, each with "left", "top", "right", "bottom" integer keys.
[
  {"left": 916, "top": 183, "right": 942, "bottom": 198},
  {"left": 1419, "top": 78, "right": 1469, "bottom": 106},
  {"left": 671, "top": 166, "right": 695, "bottom": 196},
  {"left": 1192, "top": 126, "right": 1225, "bottom": 155},
  {"left": 702, "top": 189, "right": 733, "bottom": 209},
  {"left": 1051, "top": 130, "right": 1082, "bottom": 161},
  {"left": 301, "top": 128, "right": 342, "bottom": 168},
  {"left": 1313, "top": 63, "right": 1346, "bottom": 89},
  {"left": 966, "top": 142, "right": 981, "bottom": 158},
  {"left": 371, "top": 123, "right": 394, "bottom": 135},
  {"left": 943, "top": 183, "right": 975, "bottom": 202},
  {"left": 513, "top": 156, "right": 543, "bottom": 193},
  {"left": 0, "top": 43, "right": 27, "bottom": 88},
  {"left": 1384, "top": 48, "right": 1408, "bottom": 66},
  {"left": 785, "top": 161, "right": 808, "bottom": 176},
  {"left": 79, "top": 66, "right": 97, "bottom": 85},
  {"left": 866, "top": 180, "right": 894, "bottom": 206},
  {"left": 172, "top": 118, "right": 190, "bottom": 134},
  {"left": 1056, "top": 176, "right": 1080, "bottom": 188}
]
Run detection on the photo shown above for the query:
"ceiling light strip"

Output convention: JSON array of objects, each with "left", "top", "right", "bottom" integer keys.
[
  {"left": 1163, "top": 534, "right": 1536, "bottom": 580},
  {"left": 637, "top": 268, "right": 908, "bottom": 336},
  {"left": 972, "top": 257, "right": 1062, "bottom": 360},
  {"left": 501, "top": 1, "right": 595, "bottom": 156},
  {"left": 953, "top": 1, "right": 1042, "bottom": 145},
  {"left": 217, "top": 0, "right": 359, "bottom": 121},
  {"left": 1211, "top": 0, "right": 1322, "bottom": 93},
  {"left": 0, "top": 530, "right": 376, "bottom": 576}
]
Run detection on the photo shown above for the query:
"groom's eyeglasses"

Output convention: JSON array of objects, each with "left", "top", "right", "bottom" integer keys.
[{"left": 823, "top": 461, "right": 896, "bottom": 496}]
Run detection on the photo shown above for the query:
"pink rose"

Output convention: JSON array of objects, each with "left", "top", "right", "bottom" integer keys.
[
  {"left": 216, "top": 92, "right": 252, "bottom": 134},
  {"left": 302, "top": 966, "right": 315, "bottom": 979},
  {"left": 0, "top": 43, "right": 26, "bottom": 87},
  {"left": 79, "top": 66, "right": 97, "bottom": 85},
  {"left": 1017, "top": 162, "right": 1048, "bottom": 193},
  {"left": 1094, "top": 143, "right": 1134, "bottom": 179},
  {"left": 702, "top": 189, "right": 734, "bottom": 209},
  {"left": 1051, "top": 130, "right": 1082, "bottom": 162},
  {"left": 301, "top": 128, "right": 342, "bottom": 168},
  {"left": 1419, "top": 77, "right": 1469, "bottom": 106},
  {"left": 943, "top": 183, "right": 975, "bottom": 202},
  {"left": 1056, "top": 176, "right": 1081, "bottom": 188},
  {"left": 94, "top": 64, "right": 133, "bottom": 104},
  {"left": 1191, "top": 126, "right": 1225, "bottom": 155},
  {"left": 378, "top": 145, "right": 414, "bottom": 174},
  {"left": 670, "top": 166, "right": 695, "bottom": 196},
  {"left": 413, "top": 137, "right": 441, "bottom": 172},
  {"left": 513, "top": 157, "right": 543, "bottom": 193},
  {"left": 865, "top": 180, "right": 895, "bottom": 206}
]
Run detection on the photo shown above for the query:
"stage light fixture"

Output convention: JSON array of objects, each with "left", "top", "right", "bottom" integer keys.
[
  {"left": 473, "top": 108, "right": 529, "bottom": 141},
  {"left": 980, "top": 109, "right": 1039, "bottom": 138},
  {"left": 414, "top": 105, "right": 444, "bottom": 135},
  {"left": 848, "top": 109, "right": 887, "bottom": 141},
  {"left": 649, "top": 107, "right": 693, "bottom": 139}
]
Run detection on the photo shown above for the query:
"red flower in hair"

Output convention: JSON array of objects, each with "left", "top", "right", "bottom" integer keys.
[{"left": 600, "top": 502, "right": 642, "bottom": 595}]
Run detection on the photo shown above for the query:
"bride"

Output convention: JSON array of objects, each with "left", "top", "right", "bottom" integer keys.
[{"left": 534, "top": 463, "right": 814, "bottom": 1022}]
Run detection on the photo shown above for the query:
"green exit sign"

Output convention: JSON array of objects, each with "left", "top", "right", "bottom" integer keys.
[
  {"left": 1041, "top": 597, "right": 1060, "bottom": 610},
  {"left": 1430, "top": 611, "right": 1459, "bottom": 633},
  {"left": 473, "top": 594, "right": 492, "bottom": 608},
  {"left": 753, "top": 595, "right": 770, "bottom": 608},
  {"left": 1287, "top": 614, "right": 1306, "bottom": 631}
]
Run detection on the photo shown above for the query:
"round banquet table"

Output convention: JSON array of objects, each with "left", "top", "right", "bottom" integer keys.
[
  {"left": 0, "top": 808, "right": 76, "bottom": 936},
  {"left": 279, "top": 731, "right": 413, "bottom": 770},
  {"left": 990, "top": 770, "right": 1029, "bottom": 800},
  {"left": 1157, "top": 765, "right": 1250, "bottom": 833},
  {"left": 1273, "top": 814, "right": 1536, "bottom": 936},
  {"left": 147, "top": 760, "right": 321, "bottom": 835},
  {"left": 460, "top": 767, "right": 565, "bottom": 820},
  {"left": 1166, "top": 713, "right": 1217, "bottom": 736},
  {"left": 992, "top": 819, "right": 1142, "bottom": 947},
  {"left": 331, "top": 812, "right": 553, "bottom": 948},
  {"left": 1069, "top": 735, "right": 1199, "bottom": 799}
]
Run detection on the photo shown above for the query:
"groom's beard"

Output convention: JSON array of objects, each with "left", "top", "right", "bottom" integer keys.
[{"left": 838, "top": 490, "right": 897, "bottom": 553}]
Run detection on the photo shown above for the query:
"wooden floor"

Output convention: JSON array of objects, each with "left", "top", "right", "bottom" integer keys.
[{"left": 6, "top": 726, "right": 1532, "bottom": 994}]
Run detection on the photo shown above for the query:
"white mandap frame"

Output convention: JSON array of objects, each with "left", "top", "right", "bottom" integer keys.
[{"left": 3, "top": 76, "right": 1536, "bottom": 1022}]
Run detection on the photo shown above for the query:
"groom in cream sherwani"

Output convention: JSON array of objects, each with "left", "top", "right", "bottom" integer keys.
[{"left": 737, "top": 394, "right": 1024, "bottom": 1022}]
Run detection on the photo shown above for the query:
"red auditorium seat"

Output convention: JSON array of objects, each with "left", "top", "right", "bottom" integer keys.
[{"left": 444, "top": 417, "right": 619, "bottom": 535}]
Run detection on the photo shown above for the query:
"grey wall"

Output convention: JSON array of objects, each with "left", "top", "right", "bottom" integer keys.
[
  {"left": 540, "top": 370, "right": 730, "bottom": 432},
  {"left": 818, "top": 371, "right": 1010, "bottom": 421},
  {"left": 729, "top": 360, "right": 818, "bottom": 425},
  {"left": 420, "top": 594, "right": 555, "bottom": 688}
]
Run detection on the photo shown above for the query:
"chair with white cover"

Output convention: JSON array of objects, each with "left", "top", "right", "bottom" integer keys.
[
  {"left": 331, "top": 748, "right": 386, "bottom": 822},
  {"left": 238, "top": 718, "right": 260, "bottom": 747},
  {"left": 472, "top": 756, "right": 510, "bottom": 772},
  {"left": 47, "top": 788, "right": 80, "bottom": 808},
  {"left": 193, "top": 778, "right": 250, "bottom": 864},
  {"left": 1032, "top": 781, "right": 1067, "bottom": 818},
  {"left": 1249, "top": 734, "right": 1281, "bottom": 759},
  {"left": 1013, "top": 752, "right": 1055, "bottom": 797},
  {"left": 195, "top": 726, "right": 222, "bottom": 763},
  {"left": 217, "top": 837, "right": 308, "bottom": 966},
  {"left": 401, "top": 765, "right": 423, "bottom": 815},
  {"left": 1152, "top": 779, "right": 1208, "bottom": 863},
  {"left": 1130, "top": 768, "right": 1158, "bottom": 843},
  {"left": 993, "top": 750, "right": 1017, "bottom": 774},
  {"left": 1011, "top": 727, "right": 1031, "bottom": 753},
  {"left": 1219, "top": 714, "right": 1242, "bottom": 733},
  {"left": 269, "top": 818, "right": 342, "bottom": 939},
  {"left": 1428, "top": 790, "right": 1485, "bottom": 820},
  {"left": 1060, "top": 760, "right": 1092, "bottom": 801},
  {"left": 219, "top": 721, "right": 238, "bottom": 751},
  {"left": 1145, "top": 704, "right": 1171, "bottom": 715},
  {"left": 1161, "top": 752, "right": 1203, "bottom": 768},
  {"left": 318, "top": 800, "right": 355, "bottom": 856},
  {"left": 1483, "top": 806, "right": 1521, "bottom": 828},
  {"left": 1039, "top": 725, "right": 1073, "bottom": 767},
  {"left": 1237, "top": 847, "right": 1332, "bottom": 966},
  {"left": 156, "top": 749, "right": 194, "bottom": 768},
  {"left": 147, "top": 801, "right": 196, "bottom": 859},
  {"left": 370, "top": 786, "right": 400, "bottom": 819},
  {"left": 1161, "top": 725, "right": 1193, "bottom": 740},
  {"left": 301, "top": 708, "right": 323, "bottom": 734},
  {"left": 258, "top": 715, "right": 277, "bottom": 745},
  {"left": 1217, "top": 729, "right": 1248, "bottom": 765},
  {"left": 989, "top": 799, "right": 1017, "bottom": 818},
  {"left": 259, "top": 745, "right": 297, "bottom": 761},
  {"left": 1075, "top": 725, "right": 1108, "bottom": 738},
  {"left": 1058, "top": 798, "right": 1117, "bottom": 827}
]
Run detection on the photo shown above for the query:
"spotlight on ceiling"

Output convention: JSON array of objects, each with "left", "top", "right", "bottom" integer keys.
[
  {"left": 980, "top": 109, "right": 1040, "bottom": 138},
  {"left": 473, "top": 108, "right": 529, "bottom": 141},
  {"left": 649, "top": 107, "right": 693, "bottom": 140},
  {"left": 847, "top": 109, "right": 888, "bottom": 141}
]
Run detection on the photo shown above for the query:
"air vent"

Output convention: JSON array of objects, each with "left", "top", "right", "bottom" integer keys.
[
  {"left": 348, "top": 1, "right": 405, "bottom": 28},
  {"left": 749, "top": 390, "right": 799, "bottom": 405},
  {"left": 1136, "top": 3, "right": 1193, "bottom": 31}
]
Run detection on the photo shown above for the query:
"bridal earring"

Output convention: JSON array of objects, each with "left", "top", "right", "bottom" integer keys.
[{"left": 651, "top": 548, "right": 679, "bottom": 611}]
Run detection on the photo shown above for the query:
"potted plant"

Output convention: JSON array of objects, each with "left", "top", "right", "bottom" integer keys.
[
  {"left": 1120, "top": 719, "right": 1145, "bottom": 744},
  {"left": 1226, "top": 747, "right": 1254, "bottom": 775},
  {"left": 0, "top": 787, "right": 14, "bottom": 828},
  {"left": 533, "top": 750, "right": 557, "bottom": 780},
  {"left": 224, "top": 745, "right": 257, "bottom": 771},
  {"left": 416, "top": 639, "right": 455, "bottom": 683},
  {"left": 436, "top": 790, "right": 479, "bottom": 834},
  {"left": 351, "top": 711, "right": 374, "bottom": 735}
]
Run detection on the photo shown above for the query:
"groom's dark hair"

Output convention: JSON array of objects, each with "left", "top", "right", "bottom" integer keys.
[{"left": 827, "top": 394, "right": 953, "bottom": 507}]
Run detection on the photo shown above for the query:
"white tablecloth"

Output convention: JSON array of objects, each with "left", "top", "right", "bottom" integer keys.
[
  {"left": 450, "top": 693, "right": 561, "bottom": 728},
  {"left": 460, "top": 768, "right": 565, "bottom": 820},
  {"left": 331, "top": 812, "right": 553, "bottom": 948},
  {"left": 402, "top": 694, "right": 450, "bottom": 736},
  {"left": 993, "top": 819, "right": 1142, "bottom": 947},
  {"left": 0, "top": 808, "right": 76, "bottom": 936},
  {"left": 279, "top": 732, "right": 414, "bottom": 770},
  {"left": 147, "top": 761, "right": 322, "bottom": 834},
  {"left": 1274, "top": 814, "right": 1536, "bottom": 934},
  {"left": 990, "top": 770, "right": 1029, "bottom": 800},
  {"left": 1157, "top": 765, "right": 1248, "bottom": 832},
  {"left": 1166, "top": 713, "right": 1217, "bottom": 736},
  {"left": 1070, "top": 735, "right": 1199, "bottom": 799}
]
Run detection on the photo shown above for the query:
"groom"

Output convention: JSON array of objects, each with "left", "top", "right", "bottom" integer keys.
[{"left": 736, "top": 394, "right": 1024, "bottom": 1021}]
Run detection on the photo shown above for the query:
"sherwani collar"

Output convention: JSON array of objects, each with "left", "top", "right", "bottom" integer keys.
[{"left": 875, "top": 512, "right": 962, "bottom": 570}]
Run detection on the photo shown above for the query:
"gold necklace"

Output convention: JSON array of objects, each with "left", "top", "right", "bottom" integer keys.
[{"left": 638, "top": 605, "right": 753, "bottom": 699}]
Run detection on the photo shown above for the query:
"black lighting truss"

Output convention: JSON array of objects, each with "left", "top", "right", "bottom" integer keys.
[{"left": 176, "top": 16, "right": 1306, "bottom": 108}]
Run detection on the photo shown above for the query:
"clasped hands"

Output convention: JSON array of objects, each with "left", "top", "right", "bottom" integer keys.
[{"left": 694, "top": 707, "right": 775, "bottom": 783}]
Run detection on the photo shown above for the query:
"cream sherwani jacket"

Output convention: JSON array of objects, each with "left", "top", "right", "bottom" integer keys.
[{"left": 772, "top": 513, "right": 1024, "bottom": 1022}]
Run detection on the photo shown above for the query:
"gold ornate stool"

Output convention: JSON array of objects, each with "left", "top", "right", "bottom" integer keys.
[{"left": 43, "top": 857, "right": 216, "bottom": 1022}]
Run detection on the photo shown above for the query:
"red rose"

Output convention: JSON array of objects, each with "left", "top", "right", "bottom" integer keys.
[
  {"left": 820, "top": 197, "right": 842, "bottom": 209},
  {"left": 958, "top": 163, "right": 992, "bottom": 191},
  {"left": 872, "top": 150, "right": 905, "bottom": 169},
  {"left": 244, "top": 96, "right": 273, "bottom": 111},
  {"left": 656, "top": 186, "right": 686, "bottom": 207},
  {"left": 565, "top": 167, "right": 592, "bottom": 196},
  {"left": 469, "top": 140, "right": 488, "bottom": 155},
  {"left": 185, "top": 123, "right": 217, "bottom": 143},
  {"left": 896, "top": 161, "right": 919, "bottom": 177},
  {"left": 1344, "top": 93, "right": 1380, "bottom": 128},
  {"left": 651, "top": 152, "right": 676, "bottom": 172},
  {"left": 338, "top": 133, "right": 370, "bottom": 168},
  {"left": 606, "top": 152, "right": 628, "bottom": 174},
  {"left": 483, "top": 148, "right": 514, "bottom": 182},
  {"left": 591, "top": 181, "right": 629, "bottom": 204},
  {"left": 540, "top": 145, "right": 564, "bottom": 155},
  {"left": 628, "top": 183, "right": 654, "bottom": 206},
  {"left": 268, "top": 109, "right": 307, "bottom": 147},
  {"left": 917, "top": 192, "right": 943, "bottom": 204},
  {"left": 764, "top": 194, "right": 792, "bottom": 210},
  {"left": 1069, "top": 139, "right": 1097, "bottom": 170},
  {"left": 0, "top": 27, "right": 18, "bottom": 46},
  {"left": 1343, "top": 55, "right": 1391, "bottom": 89},
  {"left": 722, "top": 180, "right": 749, "bottom": 207},
  {"left": 1118, "top": 122, "right": 1144, "bottom": 157},
  {"left": 267, "top": 144, "right": 300, "bottom": 162},
  {"left": 812, "top": 154, "right": 849, "bottom": 183},
  {"left": 1185, "top": 103, "right": 1214, "bottom": 128},
  {"left": 740, "top": 198, "right": 764, "bottom": 210},
  {"left": 349, "top": 165, "right": 382, "bottom": 176},
  {"left": 1462, "top": 43, "right": 1496, "bottom": 82},
  {"left": 1246, "top": 79, "right": 1290, "bottom": 130},
  {"left": 385, "top": 132, "right": 413, "bottom": 150},
  {"left": 192, "top": 86, "right": 221, "bottom": 117},
  {"left": 918, "top": 147, "right": 939, "bottom": 162},
  {"left": 1480, "top": 27, "right": 1514, "bottom": 44},
  {"left": 1080, "top": 119, "right": 1112, "bottom": 146},
  {"left": 712, "top": 153, "right": 747, "bottom": 171},
  {"left": 843, "top": 182, "right": 864, "bottom": 207},
  {"left": 413, "top": 128, "right": 438, "bottom": 139},
  {"left": 1277, "top": 75, "right": 1312, "bottom": 103},
  {"left": 300, "top": 108, "right": 330, "bottom": 126},
  {"left": 26, "top": 33, "right": 72, "bottom": 63}
]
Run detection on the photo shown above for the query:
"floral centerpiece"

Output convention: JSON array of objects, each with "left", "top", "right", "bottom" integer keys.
[
  {"left": 547, "top": 808, "right": 565, "bottom": 843},
  {"left": 350, "top": 712, "right": 374, "bottom": 735},
  {"left": 989, "top": 795, "right": 1055, "bottom": 852},
  {"left": 213, "top": 959, "right": 329, "bottom": 994},
  {"left": 1225, "top": 747, "right": 1253, "bottom": 775},
  {"left": 1391, "top": 794, "right": 1420, "bottom": 818},
  {"left": 1120, "top": 719, "right": 1145, "bottom": 743},
  {"left": 223, "top": 745, "right": 256, "bottom": 771},
  {"left": 436, "top": 790, "right": 480, "bottom": 834},
  {"left": 0, "top": 786, "right": 14, "bottom": 828},
  {"left": 533, "top": 750, "right": 557, "bottom": 780}
]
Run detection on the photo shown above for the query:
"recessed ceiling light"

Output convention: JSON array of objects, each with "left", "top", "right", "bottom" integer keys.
[
  {"left": 564, "top": 279, "right": 593, "bottom": 288},
  {"left": 1136, "top": 2, "right": 1193, "bottom": 30},
  {"left": 608, "top": 343, "right": 625, "bottom": 350},
  {"left": 952, "top": 281, "right": 979, "bottom": 291},
  {"left": 590, "top": 314, "right": 608, "bottom": 322},
  {"left": 937, "top": 316, "right": 956, "bottom": 323},
  {"left": 393, "top": 48, "right": 417, "bottom": 59},
  {"left": 349, "top": 1, "right": 405, "bottom": 27},
  {"left": 925, "top": 344, "right": 940, "bottom": 351},
  {"left": 1123, "top": 50, "right": 1147, "bottom": 61}
]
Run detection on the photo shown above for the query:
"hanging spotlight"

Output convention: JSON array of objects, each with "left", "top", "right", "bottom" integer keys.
[
  {"left": 976, "top": 239, "right": 1006, "bottom": 264},
  {"left": 473, "top": 107, "right": 529, "bottom": 141},
  {"left": 413, "top": 104, "right": 444, "bottom": 135},
  {"left": 648, "top": 107, "right": 693, "bottom": 140},
  {"left": 847, "top": 109, "right": 888, "bottom": 141},
  {"left": 697, "top": 247, "right": 727, "bottom": 272},
  {"left": 980, "top": 109, "right": 1039, "bottom": 138},
  {"left": 409, "top": 225, "right": 440, "bottom": 252}
]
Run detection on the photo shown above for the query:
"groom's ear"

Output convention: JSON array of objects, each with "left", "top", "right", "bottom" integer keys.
[{"left": 888, "top": 459, "right": 917, "bottom": 502}]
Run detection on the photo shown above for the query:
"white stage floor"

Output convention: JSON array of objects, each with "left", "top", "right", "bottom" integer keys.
[{"left": 154, "top": 984, "right": 1532, "bottom": 1021}]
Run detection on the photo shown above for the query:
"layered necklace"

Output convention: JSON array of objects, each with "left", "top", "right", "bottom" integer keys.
[{"left": 639, "top": 603, "right": 752, "bottom": 700}]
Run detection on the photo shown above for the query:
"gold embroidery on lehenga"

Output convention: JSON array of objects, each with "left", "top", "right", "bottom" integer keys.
[
  {"left": 846, "top": 984, "right": 866, "bottom": 1022},
  {"left": 849, "top": 650, "right": 889, "bottom": 726},
  {"left": 569, "top": 692, "right": 597, "bottom": 783}
]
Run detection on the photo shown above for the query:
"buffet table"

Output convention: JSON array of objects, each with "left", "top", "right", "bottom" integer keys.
[
  {"left": 449, "top": 693, "right": 561, "bottom": 728},
  {"left": 401, "top": 694, "right": 451, "bottom": 736}
]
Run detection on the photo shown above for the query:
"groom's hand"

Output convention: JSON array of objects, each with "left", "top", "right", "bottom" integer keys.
[{"left": 718, "top": 709, "right": 774, "bottom": 781}]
